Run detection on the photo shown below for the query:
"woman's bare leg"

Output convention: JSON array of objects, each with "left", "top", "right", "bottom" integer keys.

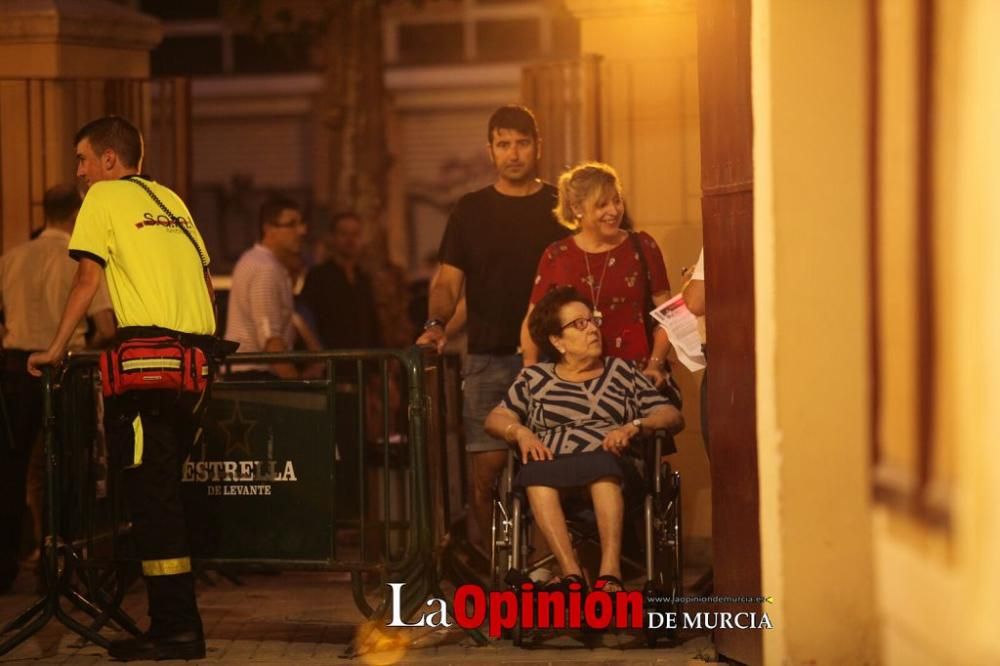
[
  {"left": 525, "top": 485, "right": 582, "bottom": 578},
  {"left": 589, "top": 476, "right": 624, "bottom": 588},
  {"left": 469, "top": 449, "right": 508, "bottom": 552}
]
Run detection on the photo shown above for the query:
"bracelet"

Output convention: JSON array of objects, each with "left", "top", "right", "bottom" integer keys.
[
  {"left": 504, "top": 423, "right": 519, "bottom": 442},
  {"left": 648, "top": 355, "right": 664, "bottom": 368},
  {"left": 423, "top": 318, "right": 445, "bottom": 331}
]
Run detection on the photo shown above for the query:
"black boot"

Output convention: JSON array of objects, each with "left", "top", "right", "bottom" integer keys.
[
  {"left": 109, "top": 573, "right": 205, "bottom": 661},
  {"left": 108, "top": 628, "right": 205, "bottom": 661}
]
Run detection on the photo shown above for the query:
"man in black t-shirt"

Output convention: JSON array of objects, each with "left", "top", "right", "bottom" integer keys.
[
  {"left": 416, "top": 105, "right": 567, "bottom": 551},
  {"left": 301, "top": 211, "right": 382, "bottom": 351},
  {"left": 300, "top": 211, "right": 383, "bottom": 520}
]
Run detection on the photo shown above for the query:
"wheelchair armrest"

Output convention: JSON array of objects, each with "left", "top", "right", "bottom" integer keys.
[
  {"left": 643, "top": 430, "right": 675, "bottom": 496},
  {"left": 503, "top": 446, "right": 517, "bottom": 497},
  {"left": 634, "top": 429, "right": 673, "bottom": 456}
]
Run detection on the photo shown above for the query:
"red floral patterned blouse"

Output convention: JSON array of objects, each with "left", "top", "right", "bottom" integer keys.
[{"left": 529, "top": 231, "right": 670, "bottom": 362}]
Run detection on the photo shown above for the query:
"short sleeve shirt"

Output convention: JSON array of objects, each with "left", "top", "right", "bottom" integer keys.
[
  {"left": 69, "top": 178, "right": 215, "bottom": 335},
  {"left": 529, "top": 231, "right": 670, "bottom": 362},
  {"left": 225, "top": 244, "right": 295, "bottom": 355},
  {"left": 691, "top": 248, "right": 704, "bottom": 281},
  {"left": 0, "top": 229, "right": 113, "bottom": 351},
  {"left": 438, "top": 184, "right": 567, "bottom": 354},
  {"left": 502, "top": 356, "right": 679, "bottom": 456}
]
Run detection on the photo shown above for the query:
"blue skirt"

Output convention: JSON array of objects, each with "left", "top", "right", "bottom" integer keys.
[{"left": 514, "top": 449, "right": 624, "bottom": 489}]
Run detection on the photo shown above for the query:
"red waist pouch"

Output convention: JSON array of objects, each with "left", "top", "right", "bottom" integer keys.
[{"left": 100, "top": 336, "right": 208, "bottom": 398}]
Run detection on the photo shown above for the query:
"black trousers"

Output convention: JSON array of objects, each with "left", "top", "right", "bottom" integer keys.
[
  {"left": 0, "top": 350, "right": 44, "bottom": 588},
  {"left": 105, "top": 388, "right": 206, "bottom": 634},
  {"left": 335, "top": 391, "right": 361, "bottom": 521}
]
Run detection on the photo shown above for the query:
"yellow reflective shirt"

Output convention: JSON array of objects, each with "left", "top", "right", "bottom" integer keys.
[{"left": 69, "top": 177, "right": 216, "bottom": 335}]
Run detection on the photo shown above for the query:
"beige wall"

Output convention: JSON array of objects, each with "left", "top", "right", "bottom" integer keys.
[
  {"left": 875, "top": 1, "right": 1000, "bottom": 664},
  {"left": 752, "top": 0, "right": 878, "bottom": 663},
  {"left": 755, "top": 0, "right": 1000, "bottom": 664},
  {"left": 567, "top": 1, "right": 711, "bottom": 549},
  {"left": 0, "top": 0, "right": 158, "bottom": 80}
]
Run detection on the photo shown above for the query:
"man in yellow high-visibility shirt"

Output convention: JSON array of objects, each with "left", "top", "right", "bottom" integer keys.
[{"left": 29, "top": 116, "right": 214, "bottom": 661}]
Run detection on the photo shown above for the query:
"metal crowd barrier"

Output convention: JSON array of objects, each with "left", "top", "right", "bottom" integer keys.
[{"left": 0, "top": 347, "right": 479, "bottom": 656}]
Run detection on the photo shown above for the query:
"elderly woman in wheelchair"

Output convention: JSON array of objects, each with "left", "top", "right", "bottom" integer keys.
[{"left": 484, "top": 286, "right": 683, "bottom": 594}]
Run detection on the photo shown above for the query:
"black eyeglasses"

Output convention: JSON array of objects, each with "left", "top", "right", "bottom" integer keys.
[{"left": 561, "top": 315, "right": 602, "bottom": 331}]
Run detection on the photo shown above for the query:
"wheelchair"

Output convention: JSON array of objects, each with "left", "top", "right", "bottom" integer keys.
[{"left": 489, "top": 431, "right": 682, "bottom": 646}]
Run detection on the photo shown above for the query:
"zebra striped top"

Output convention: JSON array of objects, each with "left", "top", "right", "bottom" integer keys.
[{"left": 502, "top": 356, "right": 680, "bottom": 456}]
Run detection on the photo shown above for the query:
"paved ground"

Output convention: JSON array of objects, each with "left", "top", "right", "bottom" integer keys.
[{"left": 0, "top": 570, "right": 716, "bottom": 664}]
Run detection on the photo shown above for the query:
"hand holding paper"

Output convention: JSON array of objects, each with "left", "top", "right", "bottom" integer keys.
[{"left": 650, "top": 295, "right": 706, "bottom": 372}]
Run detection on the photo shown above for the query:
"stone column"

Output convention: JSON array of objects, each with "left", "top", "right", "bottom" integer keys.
[{"left": 0, "top": 0, "right": 161, "bottom": 248}]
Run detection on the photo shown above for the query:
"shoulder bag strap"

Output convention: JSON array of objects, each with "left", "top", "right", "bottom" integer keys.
[
  {"left": 628, "top": 231, "right": 657, "bottom": 346},
  {"left": 124, "top": 175, "right": 208, "bottom": 267},
  {"left": 123, "top": 175, "right": 217, "bottom": 322}
]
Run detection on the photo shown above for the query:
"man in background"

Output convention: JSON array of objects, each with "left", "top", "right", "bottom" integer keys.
[
  {"left": 0, "top": 184, "right": 114, "bottom": 593},
  {"left": 226, "top": 197, "right": 307, "bottom": 379},
  {"left": 300, "top": 211, "right": 382, "bottom": 351},
  {"left": 300, "top": 211, "right": 383, "bottom": 520}
]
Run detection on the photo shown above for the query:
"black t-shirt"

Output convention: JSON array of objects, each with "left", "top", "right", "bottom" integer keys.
[
  {"left": 438, "top": 183, "right": 567, "bottom": 354},
  {"left": 300, "top": 261, "right": 382, "bottom": 350}
]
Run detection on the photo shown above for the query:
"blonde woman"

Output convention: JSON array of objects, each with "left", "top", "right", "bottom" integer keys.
[{"left": 520, "top": 162, "right": 673, "bottom": 388}]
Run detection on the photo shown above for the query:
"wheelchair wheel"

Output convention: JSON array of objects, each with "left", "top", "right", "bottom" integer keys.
[
  {"left": 644, "top": 469, "right": 682, "bottom": 647},
  {"left": 509, "top": 494, "right": 525, "bottom": 646},
  {"left": 490, "top": 492, "right": 512, "bottom": 590}
]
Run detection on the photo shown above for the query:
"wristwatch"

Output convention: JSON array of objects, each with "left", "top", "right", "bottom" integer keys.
[
  {"left": 423, "top": 319, "right": 445, "bottom": 331},
  {"left": 631, "top": 418, "right": 643, "bottom": 434}
]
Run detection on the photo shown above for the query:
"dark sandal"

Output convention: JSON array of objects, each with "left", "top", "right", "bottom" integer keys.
[
  {"left": 543, "top": 573, "right": 588, "bottom": 593},
  {"left": 542, "top": 574, "right": 588, "bottom": 633},
  {"left": 593, "top": 574, "right": 625, "bottom": 593},
  {"left": 504, "top": 568, "right": 534, "bottom": 589}
]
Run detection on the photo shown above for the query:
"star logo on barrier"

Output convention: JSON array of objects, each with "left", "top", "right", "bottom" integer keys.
[{"left": 221, "top": 401, "right": 255, "bottom": 457}]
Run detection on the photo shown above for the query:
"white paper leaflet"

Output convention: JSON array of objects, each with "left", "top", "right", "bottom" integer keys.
[{"left": 650, "top": 294, "right": 706, "bottom": 372}]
